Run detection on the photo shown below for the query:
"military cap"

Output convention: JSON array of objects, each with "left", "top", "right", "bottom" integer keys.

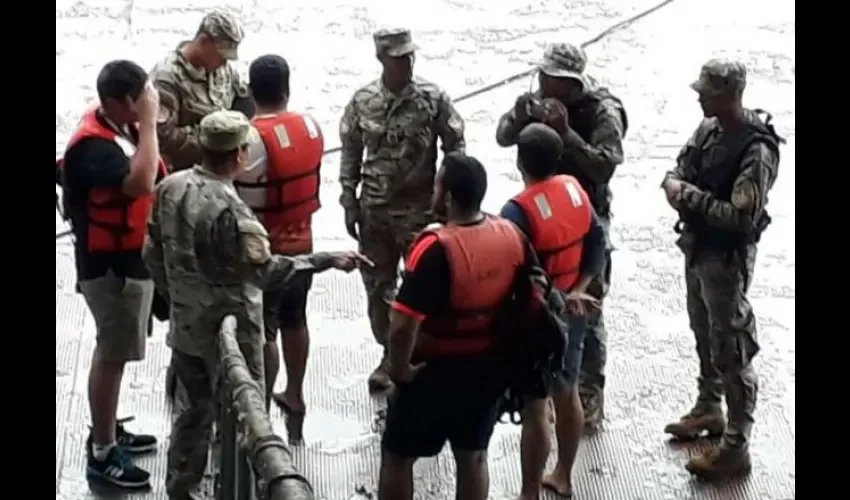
[
  {"left": 690, "top": 59, "right": 747, "bottom": 97},
  {"left": 199, "top": 110, "right": 259, "bottom": 152},
  {"left": 536, "top": 43, "right": 589, "bottom": 89},
  {"left": 198, "top": 11, "right": 244, "bottom": 61},
  {"left": 374, "top": 28, "right": 417, "bottom": 57}
]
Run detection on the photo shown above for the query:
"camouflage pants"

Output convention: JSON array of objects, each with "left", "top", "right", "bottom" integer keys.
[
  {"left": 166, "top": 314, "right": 265, "bottom": 499},
  {"left": 358, "top": 209, "right": 428, "bottom": 346},
  {"left": 579, "top": 216, "right": 612, "bottom": 395},
  {"left": 685, "top": 245, "right": 760, "bottom": 449}
]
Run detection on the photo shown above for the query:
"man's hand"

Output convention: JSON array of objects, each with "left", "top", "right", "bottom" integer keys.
[
  {"left": 662, "top": 178, "right": 685, "bottom": 208},
  {"left": 563, "top": 290, "right": 600, "bottom": 317},
  {"left": 134, "top": 82, "right": 160, "bottom": 126},
  {"left": 514, "top": 93, "right": 535, "bottom": 124},
  {"left": 344, "top": 206, "right": 360, "bottom": 241},
  {"left": 330, "top": 251, "right": 374, "bottom": 272},
  {"left": 389, "top": 361, "right": 427, "bottom": 384},
  {"left": 542, "top": 98, "right": 569, "bottom": 134}
]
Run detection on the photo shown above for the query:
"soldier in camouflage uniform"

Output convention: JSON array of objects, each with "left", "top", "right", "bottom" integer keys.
[
  {"left": 661, "top": 60, "right": 783, "bottom": 480},
  {"left": 496, "top": 43, "right": 627, "bottom": 432},
  {"left": 338, "top": 28, "right": 466, "bottom": 392},
  {"left": 150, "top": 10, "right": 252, "bottom": 401},
  {"left": 143, "top": 110, "right": 370, "bottom": 499},
  {"left": 150, "top": 10, "right": 252, "bottom": 173}
]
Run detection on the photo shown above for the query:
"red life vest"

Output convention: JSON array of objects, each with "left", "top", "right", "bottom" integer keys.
[
  {"left": 414, "top": 216, "right": 526, "bottom": 358},
  {"left": 56, "top": 107, "right": 167, "bottom": 253},
  {"left": 235, "top": 112, "right": 324, "bottom": 255},
  {"left": 513, "top": 174, "right": 593, "bottom": 291}
]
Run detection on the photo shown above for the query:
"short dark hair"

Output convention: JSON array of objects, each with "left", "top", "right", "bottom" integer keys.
[
  {"left": 249, "top": 55, "right": 290, "bottom": 106},
  {"left": 96, "top": 60, "right": 148, "bottom": 104},
  {"left": 517, "top": 123, "right": 563, "bottom": 179},
  {"left": 441, "top": 152, "right": 488, "bottom": 212},
  {"left": 201, "top": 145, "right": 246, "bottom": 172}
]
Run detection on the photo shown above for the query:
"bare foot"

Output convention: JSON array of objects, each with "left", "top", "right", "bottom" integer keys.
[
  {"left": 272, "top": 392, "right": 306, "bottom": 416},
  {"left": 543, "top": 469, "right": 573, "bottom": 498}
]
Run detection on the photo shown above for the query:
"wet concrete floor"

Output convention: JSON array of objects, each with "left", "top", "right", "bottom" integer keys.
[{"left": 56, "top": 0, "right": 795, "bottom": 498}]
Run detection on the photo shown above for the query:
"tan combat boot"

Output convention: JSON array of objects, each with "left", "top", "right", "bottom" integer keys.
[
  {"left": 664, "top": 404, "right": 725, "bottom": 440},
  {"left": 368, "top": 354, "right": 392, "bottom": 393},
  {"left": 580, "top": 388, "right": 604, "bottom": 434},
  {"left": 685, "top": 445, "right": 752, "bottom": 480}
]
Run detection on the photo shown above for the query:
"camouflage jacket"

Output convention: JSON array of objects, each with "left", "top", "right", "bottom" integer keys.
[
  {"left": 663, "top": 109, "right": 782, "bottom": 252},
  {"left": 495, "top": 81, "right": 627, "bottom": 217},
  {"left": 338, "top": 76, "right": 466, "bottom": 213},
  {"left": 150, "top": 43, "right": 248, "bottom": 172},
  {"left": 143, "top": 166, "right": 336, "bottom": 357}
]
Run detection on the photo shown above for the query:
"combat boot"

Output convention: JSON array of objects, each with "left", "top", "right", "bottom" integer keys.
[
  {"left": 580, "top": 388, "right": 604, "bottom": 434},
  {"left": 685, "top": 445, "right": 752, "bottom": 480},
  {"left": 368, "top": 354, "right": 392, "bottom": 393},
  {"left": 664, "top": 404, "right": 725, "bottom": 440}
]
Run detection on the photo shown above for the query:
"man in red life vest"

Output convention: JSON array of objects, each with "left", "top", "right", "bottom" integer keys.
[
  {"left": 58, "top": 60, "right": 166, "bottom": 489},
  {"left": 501, "top": 123, "right": 606, "bottom": 499},
  {"left": 380, "top": 152, "right": 535, "bottom": 500},
  {"left": 234, "top": 55, "right": 324, "bottom": 418}
]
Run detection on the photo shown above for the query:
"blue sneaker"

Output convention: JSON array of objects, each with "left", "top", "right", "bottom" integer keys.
[
  {"left": 86, "top": 445, "right": 151, "bottom": 489},
  {"left": 116, "top": 417, "right": 158, "bottom": 454}
]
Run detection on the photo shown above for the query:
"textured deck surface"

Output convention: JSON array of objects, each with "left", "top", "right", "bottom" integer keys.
[{"left": 56, "top": 0, "right": 795, "bottom": 498}]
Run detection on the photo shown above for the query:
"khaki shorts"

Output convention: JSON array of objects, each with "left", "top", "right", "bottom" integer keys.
[{"left": 79, "top": 270, "right": 154, "bottom": 362}]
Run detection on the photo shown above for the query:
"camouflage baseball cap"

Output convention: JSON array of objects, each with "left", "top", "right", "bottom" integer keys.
[
  {"left": 198, "top": 11, "right": 244, "bottom": 60},
  {"left": 374, "top": 28, "right": 417, "bottom": 57},
  {"left": 199, "top": 110, "right": 259, "bottom": 152},
  {"left": 690, "top": 59, "right": 747, "bottom": 97},
  {"left": 536, "top": 43, "right": 589, "bottom": 88}
]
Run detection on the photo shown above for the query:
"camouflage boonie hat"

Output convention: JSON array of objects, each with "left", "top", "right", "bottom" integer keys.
[
  {"left": 536, "top": 43, "right": 589, "bottom": 88},
  {"left": 199, "top": 110, "right": 259, "bottom": 152},
  {"left": 198, "top": 11, "right": 244, "bottom": 60},
  {"left": 690, "top": 59, "right": 747, "bottom": 97},
  {"left": 374, "top": 28, "right": 417, "bottom": 57}
]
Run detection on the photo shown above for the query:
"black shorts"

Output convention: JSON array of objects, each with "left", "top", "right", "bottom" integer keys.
[
  {"left": 263, "top": 273, "right": 313, "bottom": 341},
  {"left": 382, "top": 356, "right": 506, "bottom": 458}
]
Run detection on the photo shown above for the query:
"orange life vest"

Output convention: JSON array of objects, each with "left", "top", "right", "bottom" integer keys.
[
  {"left": 235, "top": 112, "right": 324, "bottom": 255},
  {"left": 56, "top": 107, "right": 167, "bottom": 253},
  {"left": 513, "top": 174, "right": 593, "bottom": 291},
  {"left": 414, "top": 216, "right": 526, "bottom": 358}
]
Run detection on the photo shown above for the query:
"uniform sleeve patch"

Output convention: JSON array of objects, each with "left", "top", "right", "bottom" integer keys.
[{"left": 242, "top": 232, "right": 271, "bottom": 264}]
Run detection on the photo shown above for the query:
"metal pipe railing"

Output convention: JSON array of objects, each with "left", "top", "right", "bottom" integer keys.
[{"left": 216, "top": 315, "right": 314, "bottom": 500}]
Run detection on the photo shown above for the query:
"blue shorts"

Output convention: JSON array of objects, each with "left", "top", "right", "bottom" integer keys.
[
  {"left": 557, "top": 313, "right": 588, "bottom": 386},
  {"left": 524, "top": 312, "right": 588, "bottom": 399}
]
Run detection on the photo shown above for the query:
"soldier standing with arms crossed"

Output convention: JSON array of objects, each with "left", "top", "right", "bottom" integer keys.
[
  {"left": 143, "top": 110, "right": 370, "bottom": 499},
  {"left": 339, "top": 28, "right": 466, "bottom": 392},
  {"left": 661, "top": 60, "right": 783, "bottom": 479},
  {"left": 496, "top": 43, "right": 627, "bottom": 431}
]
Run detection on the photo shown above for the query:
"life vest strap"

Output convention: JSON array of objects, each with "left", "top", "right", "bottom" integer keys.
[
  {"left": 536, "top": 237, "right": 583, "bottom": 259},
  {"left": 234, "top": 169, "right": 320, "bottom": 213}
]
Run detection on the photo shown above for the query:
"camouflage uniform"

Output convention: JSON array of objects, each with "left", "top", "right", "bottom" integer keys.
[
  {"left": 338, "top": 28, "right": 465, "bottom": 390},
  {"left": 150, "top": 11, "right": 249, "bottom": 172},
  {"left": 143, "top": 111, "right": 341, "bottom": 499},
  {"left": 495, "top": 43, "right": 627, "bottom": 429},
  {"left": 662, "top": 60, "right": 782, "bottom": 479}
]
